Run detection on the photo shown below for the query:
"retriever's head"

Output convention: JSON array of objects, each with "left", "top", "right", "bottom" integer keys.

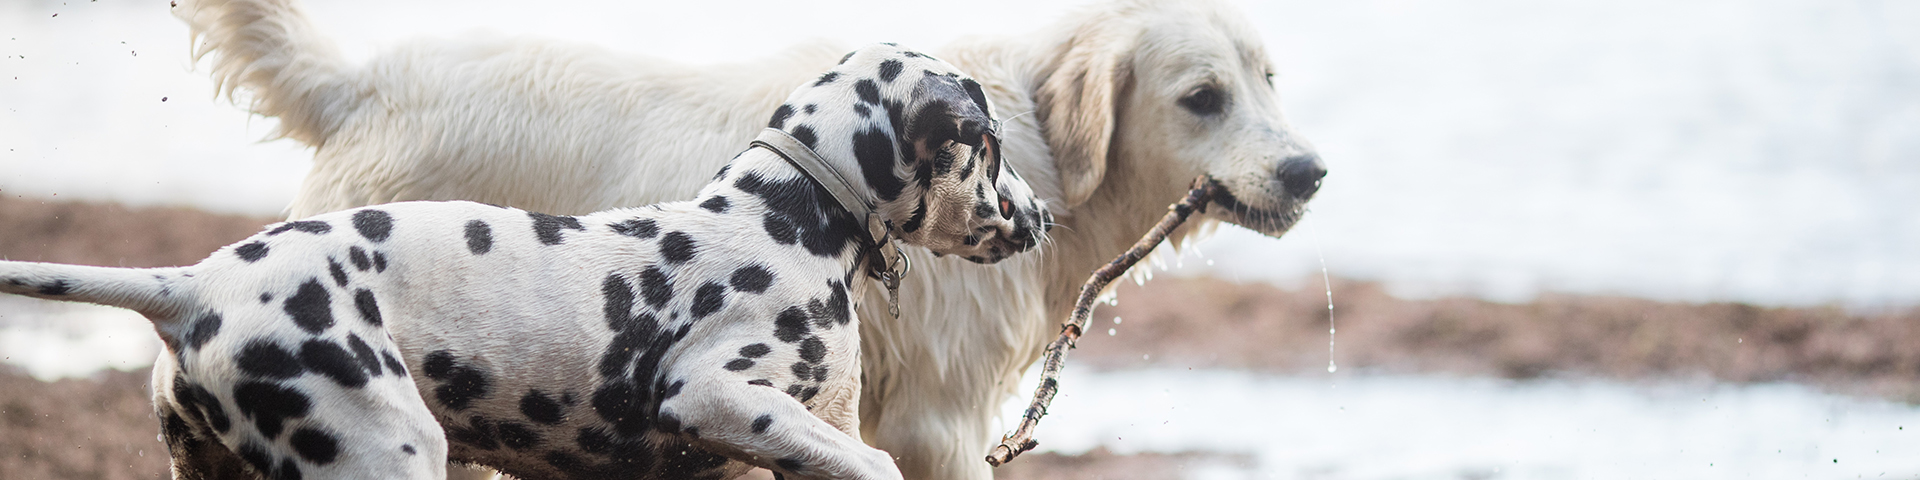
[{"left": 1035, "top": 0, "right": 1323, "bottom": 237}]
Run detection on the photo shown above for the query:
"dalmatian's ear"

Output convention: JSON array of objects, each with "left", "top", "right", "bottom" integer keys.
[
  {"left": 901, "top": 74, "right": 996, "bottom": 164},
  {"left": 1036, "top": 19, "right": 1137, "bottom": 208}
]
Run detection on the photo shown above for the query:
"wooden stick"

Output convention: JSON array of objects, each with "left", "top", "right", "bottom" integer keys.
[{"left": 985, "top": 175, "right": 1216, "bottom": 467}]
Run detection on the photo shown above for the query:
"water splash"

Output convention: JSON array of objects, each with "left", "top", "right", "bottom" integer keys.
[{"left": 1309, "top": 217, "right": 1337, "bottom": 374}]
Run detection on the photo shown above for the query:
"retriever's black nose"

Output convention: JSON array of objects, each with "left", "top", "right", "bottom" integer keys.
[{"left": 1276, "top": 153, "right": 1326, "bottom": 199}]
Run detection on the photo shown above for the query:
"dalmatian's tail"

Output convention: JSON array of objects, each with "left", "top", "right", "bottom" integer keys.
[
  {"left": 0, "top": 262, "right": 189, "bottom": 322},
  {"left": 172, "top": 0, "right": 362, "bottom": 148}
]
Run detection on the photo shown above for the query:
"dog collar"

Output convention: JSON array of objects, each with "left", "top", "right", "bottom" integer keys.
[{"left": 750, "top": 128, "right": 911, "bottom": 317}]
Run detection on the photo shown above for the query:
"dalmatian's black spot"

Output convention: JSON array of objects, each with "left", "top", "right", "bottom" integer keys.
[
  {"left": 447, "top": 415, "right": 500, "bottom": 450},
  {"left": 423, "top": 350, "right": 491, "bottom": 411},
  {"left": 346, "top": 333, "right": 383, "bottom": 377},
  {"left": 798, "top": 387, "right": 819, "bottom": 403},
  {"left": 238, "top": 442, "right": 274, "bottom": 476},
  {"left": 498, "top": 421, "right": 542, "bottom": 451},
  {"left": 236, "top": 340, "right": 304, "bottom": 379},
  {"left": 267, "top": 220, "right": 331, "bottom": 236},
  {"left": 611, "top": 218, "right": 659, "bottom": 239},
  {"left": 664, "top": 380, "right": 685, "bottom": 400},
  {"left": 521, "top": 390, "right": 565, "bottom": 425},
  {"left": 740, "top": 343, "right": 771, "bottom": 358},
  {"left": 327, "top": 258, "right": 349, "bottom": 287},
  {"left": 351, "top": 209, "right": 393, "bottom": 242},
  {"left": 735, "top": 172, "right": 864, "bottom": 257},
  {"left": 729, "top": 265, "right": 773, "bottom": 293},
  {"left": 786, "top": 384, "right": 804, "bottom": 398},
  {"left": 259, "top": 292, "right": 272, "bottom": 303},
  {"left": 300, "top": 339, "right": 369, "bottom": 388},
  {"left": 853, "top": 127, "right": 907, "bottom": 202},
  {"left": 963, "top": 235, "right": 981, "bottom": 247},
  {"left": 724, "top": 359, "right": 754, "bottom": 371},
  {"left": 855, "top": 79, "right": 880, "bottom": 105},
  {"left": 655, "top": 411, "right": 682, "bottom": 434},
  {"left": 288, "top": 426, "right": 340, "bottom": 464},
  {"left": 791, "top": 125, "right": 818, "bottom": 149},
  {"left": 961, "top": 78, "right": 991, "bottom": 118},
  {"left": 974, "top": 199, "right": 997, "bottom": 219},
  {"left": 381, "top": 350, "right": 407, "bottom": 376},
  {"left": 233, "top": 380, "right": 311, "bottom": 439},
  {"left": 660, "top": 231, "right": 697, "bottom": 264},
  {"left": 185, "top": 312, "right": 222, "bottom": 350},
  {"left": 798, "top": 337, "right": 827, "bottom": 363},
  {"left": 815, "top": 71, "right": 839, "bottom": 86},
  {"left": 776, "top": 457, "right": 805, "bottom": 473},
  {"left": 348, "top": 246, "right": 371, "bottom": 271},
  {"left": 275, "top": 457, "right": 302, "bottom": 480},
  {"left": 699, "top": 195, "right": 730, "bottom": 213},
  {"left": 790, "top": 362, "right": 812, "bottom": 379},
  {"left": 690, "top": 282, "right": 727, "bottom": 319},
  {"left": 748, "top": 379, "right": 773, "bottom": 387},
  {"left": 401, "top": 444, "right": 416, "bottom": 455},
  {"left": 353, "top": 288, "right": 381, "bottom": 327},
  {"left": 839, "top": 50, "right": 857, "bottom": 64},
  {"left": 762, "top": 214, "right": 797, "bottom": 245},
  {"left": 774, "top": 307, "right": 810, "bottom": 343},
  {"left": 544, "top": 450, "right": 588, "bottom": 472},
  {"left": 901, "top": 199, "right": 927, "bottom": 234},
  {"left": 854, "top": 103, "right": 871, "bottom": 118},
  {"left": 602, "top": 273, "right": 637, "bottom": 331},
  {"left": 750, "top": 414, "right": 773, "bottom": 434},
  {"left": 768, "top": 104, "right": 795, "bottom": 129},
  {"left": 465, "top": 220, "right": 493, "bottom": 254},
  {"left": 173, "top": 378, "right": 233, "bottom": 434},
  {"left": 878, "top": 59, "right": 904, "bottom": 82},
  {"left": 822, "top": 280, "right": 852, "bottom": 326},
  {"left": 372, "top": 251, "right": 387, "bottom": 272},
  {"left": 529, "top": 212, "right": 586, "bottom": 245},
  {"left": 804, "top": 104, "right": 818, "bottom": 114},
  {"left": 162, "top": 411, "right": 193, "bottom": 446},
  {"left": 283, "top": 279, "right": 333, "bottom": 334},
  {"left": 811, "top": 365, "right": 830, "bottom": 382},
  {"left": 638, "top": 267, "right": 673, "bottom": 309},
  {"left": 235, "top": 242, "right": 269, "bottom": 262}
]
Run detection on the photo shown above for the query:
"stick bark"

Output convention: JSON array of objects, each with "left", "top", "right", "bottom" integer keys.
[{"left": 985, "top": 175, "right": 1216, "bottom": 467}]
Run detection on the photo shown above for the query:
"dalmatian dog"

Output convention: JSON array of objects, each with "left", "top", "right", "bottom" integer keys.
[{"left": 0, "top": 44, "right": 1048, "bottom": 480}]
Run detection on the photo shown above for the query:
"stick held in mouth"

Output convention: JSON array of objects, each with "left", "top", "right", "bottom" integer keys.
[{"left": 986, "top": 175, "right": 1218, "bottom": 467}]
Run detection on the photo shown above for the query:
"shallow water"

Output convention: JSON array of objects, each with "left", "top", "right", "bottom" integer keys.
[{"left": 1000, "top": 368, "right": 1920, "bottom": 480}]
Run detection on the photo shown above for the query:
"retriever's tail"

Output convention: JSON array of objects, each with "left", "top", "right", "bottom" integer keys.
[
  {"left": 0, "top": 262, "right": 190, "bottom": 323},
  {"left": 173, "top": 0, "right": 363, "bottom": 147}
]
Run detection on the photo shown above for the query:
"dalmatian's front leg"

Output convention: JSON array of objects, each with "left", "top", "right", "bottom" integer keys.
[{"left": 661, "top": 379, "right": 900, "bottom": 480}]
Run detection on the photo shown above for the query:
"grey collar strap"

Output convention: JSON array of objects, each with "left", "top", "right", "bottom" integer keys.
[
  {"left": 750, "top": 128, "right": 911, "bottom": 316},
  {"left": 751, "top": 128, "right": 875, "bottom": 230}
]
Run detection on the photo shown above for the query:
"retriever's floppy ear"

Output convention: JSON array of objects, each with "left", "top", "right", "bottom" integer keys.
[{"left": 1035, "top": 21, "right": 1135, "bottom": 208}]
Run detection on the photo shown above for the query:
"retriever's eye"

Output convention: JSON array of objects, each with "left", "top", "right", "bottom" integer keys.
[{"left": 1179, "top": 86, "right": 1226, "bottom": 116}]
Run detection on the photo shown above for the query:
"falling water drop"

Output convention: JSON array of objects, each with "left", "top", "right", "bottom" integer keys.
[
  {"left": 1309, "top": 217, "right": 1336, "bottom": 375},
  {"left": 1107, "top": 328, "right": 1117, "bottom": 336},
  {"left": 1113, "top": 316, "right": 1122, "bottom": 325}
]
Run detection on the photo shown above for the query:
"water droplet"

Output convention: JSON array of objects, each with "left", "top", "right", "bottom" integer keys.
[
  {"left": 1327, "top": 361, "right": 1337, "bottom": 373},
  {"left": 1107, "top": 328, "right": 1116, "bottom": 336},
  {"left": 1113, "top": 316, "right": 1122, "bottom": 325}
]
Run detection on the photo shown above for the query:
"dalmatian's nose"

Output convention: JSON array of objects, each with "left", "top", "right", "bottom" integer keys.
[{"left": 1276, "top": 153, "right": 1326, "bottom": 200}]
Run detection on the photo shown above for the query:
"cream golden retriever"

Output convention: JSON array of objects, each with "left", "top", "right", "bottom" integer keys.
[{"left": 175, "top": 0, "right": 1324, "bottom": 478}]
